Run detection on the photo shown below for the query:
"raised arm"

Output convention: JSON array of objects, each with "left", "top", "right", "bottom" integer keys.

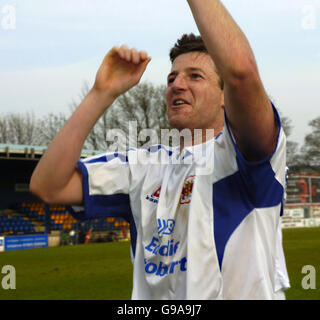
[
  {"left": 187, "top": 0, "right": 278, "bottom": 160},
  {"left": 30, "top": 46, "right": 151, "bottom": 205}
]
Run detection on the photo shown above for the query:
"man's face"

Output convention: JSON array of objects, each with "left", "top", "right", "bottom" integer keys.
[{"left": 166, "top": 52, "right": 224, "bottom": 132}]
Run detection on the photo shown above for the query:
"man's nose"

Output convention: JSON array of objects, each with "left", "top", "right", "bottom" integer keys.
[{"left": 172, "top": 74, "right": 187, "bottom": 91}]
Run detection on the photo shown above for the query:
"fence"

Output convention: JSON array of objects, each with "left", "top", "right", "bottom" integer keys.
[{"left": 283, "top": 173, "right": 320, "bottom": 228}]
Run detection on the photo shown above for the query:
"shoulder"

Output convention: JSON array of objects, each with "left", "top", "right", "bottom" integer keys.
[{"left": 213, "top": 121, "right": 286, "bottom": 188}]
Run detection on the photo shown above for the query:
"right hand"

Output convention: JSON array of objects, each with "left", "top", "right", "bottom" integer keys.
[{"left": 93, "top": 45, "right": 151, "bottom": 99}]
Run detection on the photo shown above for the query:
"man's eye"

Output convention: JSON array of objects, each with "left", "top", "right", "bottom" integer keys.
[
  {"left": 191, "top": 73, "right": 201, "bottom": 79},
  {"left": 168, "top": 77, "right": 175, "bottom": 84}
]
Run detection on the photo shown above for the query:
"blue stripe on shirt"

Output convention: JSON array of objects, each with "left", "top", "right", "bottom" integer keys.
[{"left": 213, "top": 102, "right": 284, "bottom": 270}]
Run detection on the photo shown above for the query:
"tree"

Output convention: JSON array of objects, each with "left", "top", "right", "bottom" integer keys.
[
  {"left": 35, "top": 113, "right": 67, "bottom": 146},
  {"left": 300, "top": 116, "right": 320, "bottom": 169},
  {"left": 112, "top": 82, "right": 169, "bottom": 149},
  {"left": 69, "top": 81, "right": 170, "bottom": 151},
  {"left": 0, "top": 111, "right": 37, "bottom": 145},
  {"left": 0, "top": 116, "right": 9, "bottom": 143},
  {"left": 278, "top": 110, "right": 301, "bottom": 168},
  {"left": 0, "top": 81, "right": 170, "bottom": 151}
]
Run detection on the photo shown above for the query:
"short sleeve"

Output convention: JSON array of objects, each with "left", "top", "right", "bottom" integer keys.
[
  {"left": 68, "top": 151, "right": 132, "bottom": 221},
  {"left": 224, "top": 103, "right": 286, "bottom": 208}
]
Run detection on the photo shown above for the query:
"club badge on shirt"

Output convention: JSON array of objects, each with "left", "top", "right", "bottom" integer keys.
[{"left": 180, "top": 175, "right": 195, "bottom": 204}]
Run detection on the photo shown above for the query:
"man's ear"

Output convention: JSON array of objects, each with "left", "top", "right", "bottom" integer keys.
[{"left": 220, "top": 91, "right": 225, "bottom": 110}]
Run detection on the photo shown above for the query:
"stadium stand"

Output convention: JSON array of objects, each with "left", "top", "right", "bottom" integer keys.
[
  {"left": 0, "top": 144, "right": 130, "bottom": 244},
  {"left": 0, "top": 201, "right": 130, "bottom": 241},
  {"left": 13, "top": 202, "right": 79, "bottom": 231},
  {"left": 0, "top": 212, "right": 35, "bottom": 236}
]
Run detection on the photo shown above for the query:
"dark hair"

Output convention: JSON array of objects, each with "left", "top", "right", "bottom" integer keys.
[{"left": 169, "top": 33, "right": 224, "bottom": 90}]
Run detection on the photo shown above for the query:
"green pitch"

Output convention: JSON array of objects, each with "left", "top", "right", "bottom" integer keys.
[
  {"left": 0, "top": 241, "right": 133, "bottom": 300},
  {"left": 0, "top": 228, "right": 320, "bottom": 300},
  {"left": 282, "top": 227, "right": 320, "bottom": 300}
]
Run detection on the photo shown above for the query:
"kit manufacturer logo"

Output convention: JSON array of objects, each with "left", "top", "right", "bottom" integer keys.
[{"left": 146, "top": 186, "right": 161, "bottom": 204}]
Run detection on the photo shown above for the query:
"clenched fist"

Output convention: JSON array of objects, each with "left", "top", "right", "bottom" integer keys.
[{"left": 93, "top": 45, "right": 151, "bottom": 99}]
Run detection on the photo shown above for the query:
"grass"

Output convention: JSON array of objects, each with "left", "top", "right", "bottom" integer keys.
[
  {"left": 282, "top": 227, "right": 320, "bottom": 300},
  {"left": 0, "top": 241, "right": 133, "bottom": 300},
  {"left": 0, "top": 227, "right": 319, "bottom": 300}
]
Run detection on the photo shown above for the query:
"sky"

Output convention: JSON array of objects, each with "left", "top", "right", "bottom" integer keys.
[{"left": 0, "top": 0, "right": 319, "bottom": 146}]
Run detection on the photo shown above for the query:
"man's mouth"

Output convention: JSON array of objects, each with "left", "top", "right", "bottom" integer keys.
[{"left": 172, "top": 99, "right": 190, "bottom": 107}]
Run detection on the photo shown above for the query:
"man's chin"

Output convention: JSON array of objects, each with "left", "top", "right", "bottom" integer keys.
[{"left": 169, "top": 120, "right": 191, "bottom": 131}]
